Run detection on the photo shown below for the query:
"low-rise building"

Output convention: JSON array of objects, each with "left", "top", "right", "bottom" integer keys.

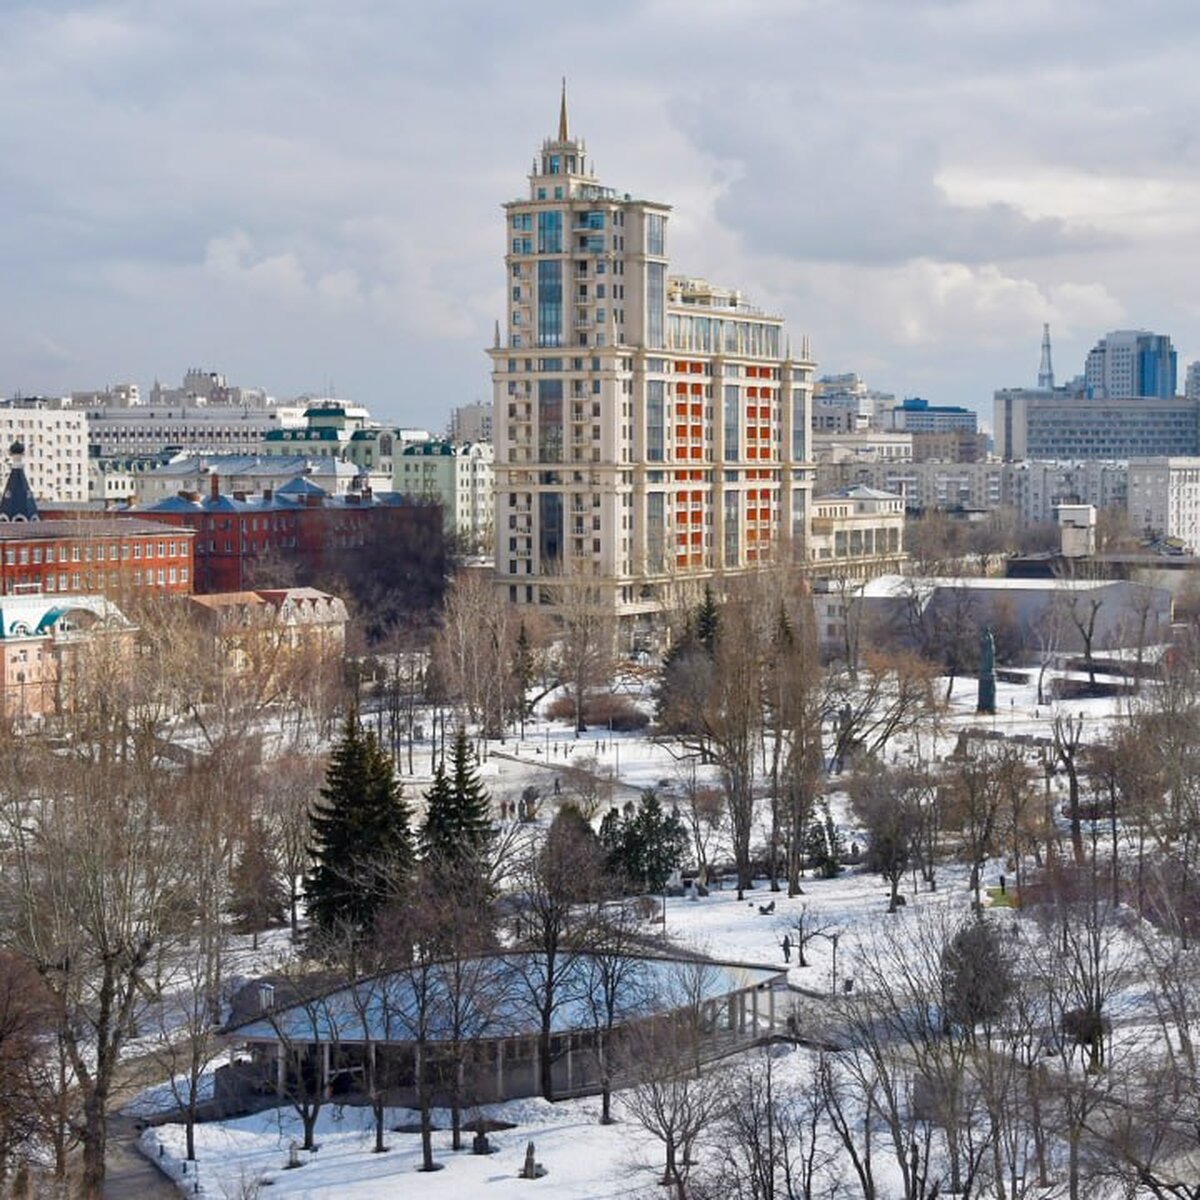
[
  {"left": 0, "top": 451, "right": 193, "bottom": 598},
  {"left": 0, "top": 593, "right": 135, "bottom": 721},
  {"left": 808, "top": 485, "right": 906, "bottom": 579},
  {"left": 188, "top": 587, "right": 348, "bottom": 690},
  {"left": 90, "top": 453, "right": 389, "bottom": 505},
  {"left": 812, "top": 431, "right": 913, "bottom": 464}
]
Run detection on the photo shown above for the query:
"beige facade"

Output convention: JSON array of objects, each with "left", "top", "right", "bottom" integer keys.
[
  {"left": 0, "top": 593, "right": 135, "bottom": 722},
  {"left": 490, "top": 95, "right": 813, "bottom": 625},
  {"left": 808, "top": 486, "right": 906, "bottom": 580}
]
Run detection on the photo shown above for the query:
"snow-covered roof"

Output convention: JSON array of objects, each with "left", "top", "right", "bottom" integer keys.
[
  {"left": 858, "top": 573, "right": 1130, "bottom": 600},
  {"left": 230, "top": 953, "right": 782, "bottom": 1046}
]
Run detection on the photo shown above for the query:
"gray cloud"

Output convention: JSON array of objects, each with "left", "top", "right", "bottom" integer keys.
[{"left": 0, "top": 0, "right": 1199, "bottom": 423}]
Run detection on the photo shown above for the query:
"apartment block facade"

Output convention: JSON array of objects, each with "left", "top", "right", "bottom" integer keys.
[
  {"left": 0, "top": 402, "right": 88, "bottom": 502},
  {"left": 489, "top": 96, "right": 814, "bottom": 622},
  {"left": 396, "top": 440, "right": 495, "bottom": 553}
]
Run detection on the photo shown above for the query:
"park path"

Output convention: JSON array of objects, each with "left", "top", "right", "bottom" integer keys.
[{"left": 103, "top": 1115, "right": 176, "bottom": 1200}]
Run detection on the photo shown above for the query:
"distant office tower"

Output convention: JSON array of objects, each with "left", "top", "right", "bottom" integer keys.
[
  {"left": 995, "top": 326, "right": 1194, "bottom": 461},
  {"left": 1084, "top": 330, "right": 1177, "bottom": 399},
  {"left": 450, "top": 402, "right": 494, "bottom": 444},
  {"left": 488, "top": 87, "right": 814, "bottom": 628},
  {"left": 882, "top": 397, "right": 977, "bottom": 435},
  {"left": 1185, "top": 361, "right": 1200, "bottom": 401}
]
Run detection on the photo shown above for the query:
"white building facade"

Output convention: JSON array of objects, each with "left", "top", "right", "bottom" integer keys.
[{"left": 0, "top": 400, "right": 88, "bottom": 502}]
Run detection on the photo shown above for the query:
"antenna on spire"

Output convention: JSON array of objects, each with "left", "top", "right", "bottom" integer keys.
[
  {"left": 1038, "top": 322, "right": 1055, "bottom": 389},
  {"left": 558, "top": 77, "right": 569, "bottom": 141}
]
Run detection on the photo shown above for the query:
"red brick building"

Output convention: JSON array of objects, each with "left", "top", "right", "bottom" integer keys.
[
  {"left": 0, "top": 518, "right": 194, "bottom": 598},
  {"left": 134, "top": 477, "right": 445, "bottom": 606}
]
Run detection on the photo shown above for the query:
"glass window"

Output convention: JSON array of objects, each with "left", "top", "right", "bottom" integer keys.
[
  {"left": 538, "top": 379, "right": 563, "bottom": 463},
  {"left": 537, "top": 211, "right": 562, "bottom": 254},
  {"left": 646, "top": 263, "right": 665, "bottom": 349},
  {"left": 647, "top": 212, "right": 665, "bottom": 255},
  {"left": 724, "top": 385, "right": 740, "bottom": 460},
  {"left": 537, "top": 260, "right": 563, "bottom": 348},
  {"left": 646, "top": 380, "right": 665, "bottom": 463}
]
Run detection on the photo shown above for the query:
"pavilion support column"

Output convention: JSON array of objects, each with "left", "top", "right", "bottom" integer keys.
[
  {"left": 322, "top": 1043, "right": 331, "bottom": 1100},
  {"left": 276, "top": 1044, "right": 285, "bottom": 1096},
  {"left": 566, "top": 1035, "right": 573, "bottom": 1092},
  {"left": 496, "top": 1040, "right": 504, "bottom": 1101},
  {"left": 768, "top": 986, "right": 776, "bottom": 1031},
  {"left": 751, "top": 988, "right": 759, "bottom": 1035}
]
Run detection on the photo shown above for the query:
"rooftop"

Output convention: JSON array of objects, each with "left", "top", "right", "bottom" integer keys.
[{"left": 230, "top": 952, "right": 782, "bottom": 1046}]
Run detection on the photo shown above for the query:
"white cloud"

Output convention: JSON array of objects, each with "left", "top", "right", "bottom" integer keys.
[{"left": 1, "top": 0, "right": 1199, "bottom": 419}]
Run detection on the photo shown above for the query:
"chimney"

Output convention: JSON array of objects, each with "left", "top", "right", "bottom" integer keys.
[
  {"left": 257, "top": 982, "right": 275, "bottom": 1013},
  {"left": 210, "top": 473, "right": 220, "bottom": 502},
  {"left": 263, "top": 486, "right": 273, "bottom": 501}
]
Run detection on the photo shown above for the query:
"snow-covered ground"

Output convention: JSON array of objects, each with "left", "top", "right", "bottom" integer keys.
[
  {"left": 138, "top": 667, "right": 1160, "bottom": 1197},
  {"left": 144, "top": 1093, "right": 690, "bottom": 1199}
]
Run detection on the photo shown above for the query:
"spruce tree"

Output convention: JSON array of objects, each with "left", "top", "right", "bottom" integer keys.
[
  {"left": 307, "top": 711, "right": 414, "bottom": 941},
  {"left": 695, "top": 584, "right": 720, "bottom": 655},
  {"left": 421, "top": 728, "right": 493, "bottom": 872},
  {"left": 600, "top": 792, "right": 687, "bottom": 893},
  {"left": 512, "top": 621, "right": 534, "bottom": 738}
]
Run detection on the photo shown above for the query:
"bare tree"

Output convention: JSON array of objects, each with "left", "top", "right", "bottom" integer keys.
[
  {"left": 552, "top": 568, "right": 616, "bottom": 733},
  {"left": 622, "top": 1019, "right": 730, "bottom": 1199},
  {"left": 714, "top": 1048, "right": 837, "bottom": 1200},
  {"left": 259, "top": 752, "right": 327, "bottom": 936},
  {"left": 509, "top": 808, "right": 606, "bottom": 1100},
  {"left": 0, "top": 952, "right": 54, "bottom": 1188},
  {"left": 1053, "top": 712, "right": 1088, "bottom": 866},
  {"left": 579, "top": 898, "right": 649, "bottom": 1123},
  {"left": 848, "top": 760, "right": 923, "bottom": 914}
]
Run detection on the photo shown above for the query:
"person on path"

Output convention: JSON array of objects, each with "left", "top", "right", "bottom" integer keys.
[{"left": 782, "top": 934, "right": 792, "bottom": 964}]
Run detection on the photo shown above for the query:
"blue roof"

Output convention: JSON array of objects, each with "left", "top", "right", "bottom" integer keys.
[
  {"left": 231, "top": 953, "right": 782, "bottom": 1046},
  {"left": 276, "top": 477, "right": 328, "bottom": 497}
]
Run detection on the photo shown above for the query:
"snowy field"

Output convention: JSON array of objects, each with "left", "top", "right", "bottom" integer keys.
[{"left": 138, "top": 667, "right": 1157, "bottom": 1197}]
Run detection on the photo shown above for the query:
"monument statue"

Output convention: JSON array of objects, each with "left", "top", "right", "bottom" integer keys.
[{"left": 977, "top": 626, "right": 997, "bottom": 714}]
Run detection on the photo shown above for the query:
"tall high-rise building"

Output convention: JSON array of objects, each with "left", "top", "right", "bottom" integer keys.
[
  {"left": 488, "top": 88, "right": 814, "bottom": 627},
  {"left": 1084, "top": 330, "right": 1177, "bottom": 399}
]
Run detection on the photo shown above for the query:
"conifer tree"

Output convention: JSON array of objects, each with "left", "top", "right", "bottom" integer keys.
[
  {"left": 421, "top": 727, "right": 493, "bottom": 873},
  {"left": 695, "top": 584, "right": 720, "bottom": 655},
  {"left": 306, "top": 711, "right": 414, "bottom": 941},
  {"left": 512, "top": 621, "right": 534, "bottom": 738},
  {"left": 599, "top": 791, "right": 687, "bottom": 893}
]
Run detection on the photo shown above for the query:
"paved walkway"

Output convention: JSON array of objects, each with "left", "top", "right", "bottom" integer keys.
[{"left": 103, "top": 1115, "right": 176, "bottom": 1199}]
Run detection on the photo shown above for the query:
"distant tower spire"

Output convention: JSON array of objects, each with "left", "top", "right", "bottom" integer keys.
[
  {"left": 1038, "top": 322, "right": 1055, "bottom": 390},
  {"left": 558, "top": 77, "right": 569, "bottom": 141},
  {"left": 494, "top": 319, "right": 501, "bottom": 349}
]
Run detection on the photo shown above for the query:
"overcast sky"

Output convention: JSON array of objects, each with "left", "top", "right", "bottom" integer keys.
[{"left": 3, "top": 0, "right": 1199, "bottom": 428}]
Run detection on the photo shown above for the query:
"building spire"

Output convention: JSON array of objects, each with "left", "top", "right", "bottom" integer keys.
[
  {"left": 1038, "top": 322, "right": 1055, "bottom": 389},
  {"left": 558, "top": 77, "right": 569, "bottom": 141}
]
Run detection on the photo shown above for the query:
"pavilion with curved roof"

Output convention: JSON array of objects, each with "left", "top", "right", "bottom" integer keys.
[{"left": 216, "top": 951, "right": 786, "bottom": 1114}]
